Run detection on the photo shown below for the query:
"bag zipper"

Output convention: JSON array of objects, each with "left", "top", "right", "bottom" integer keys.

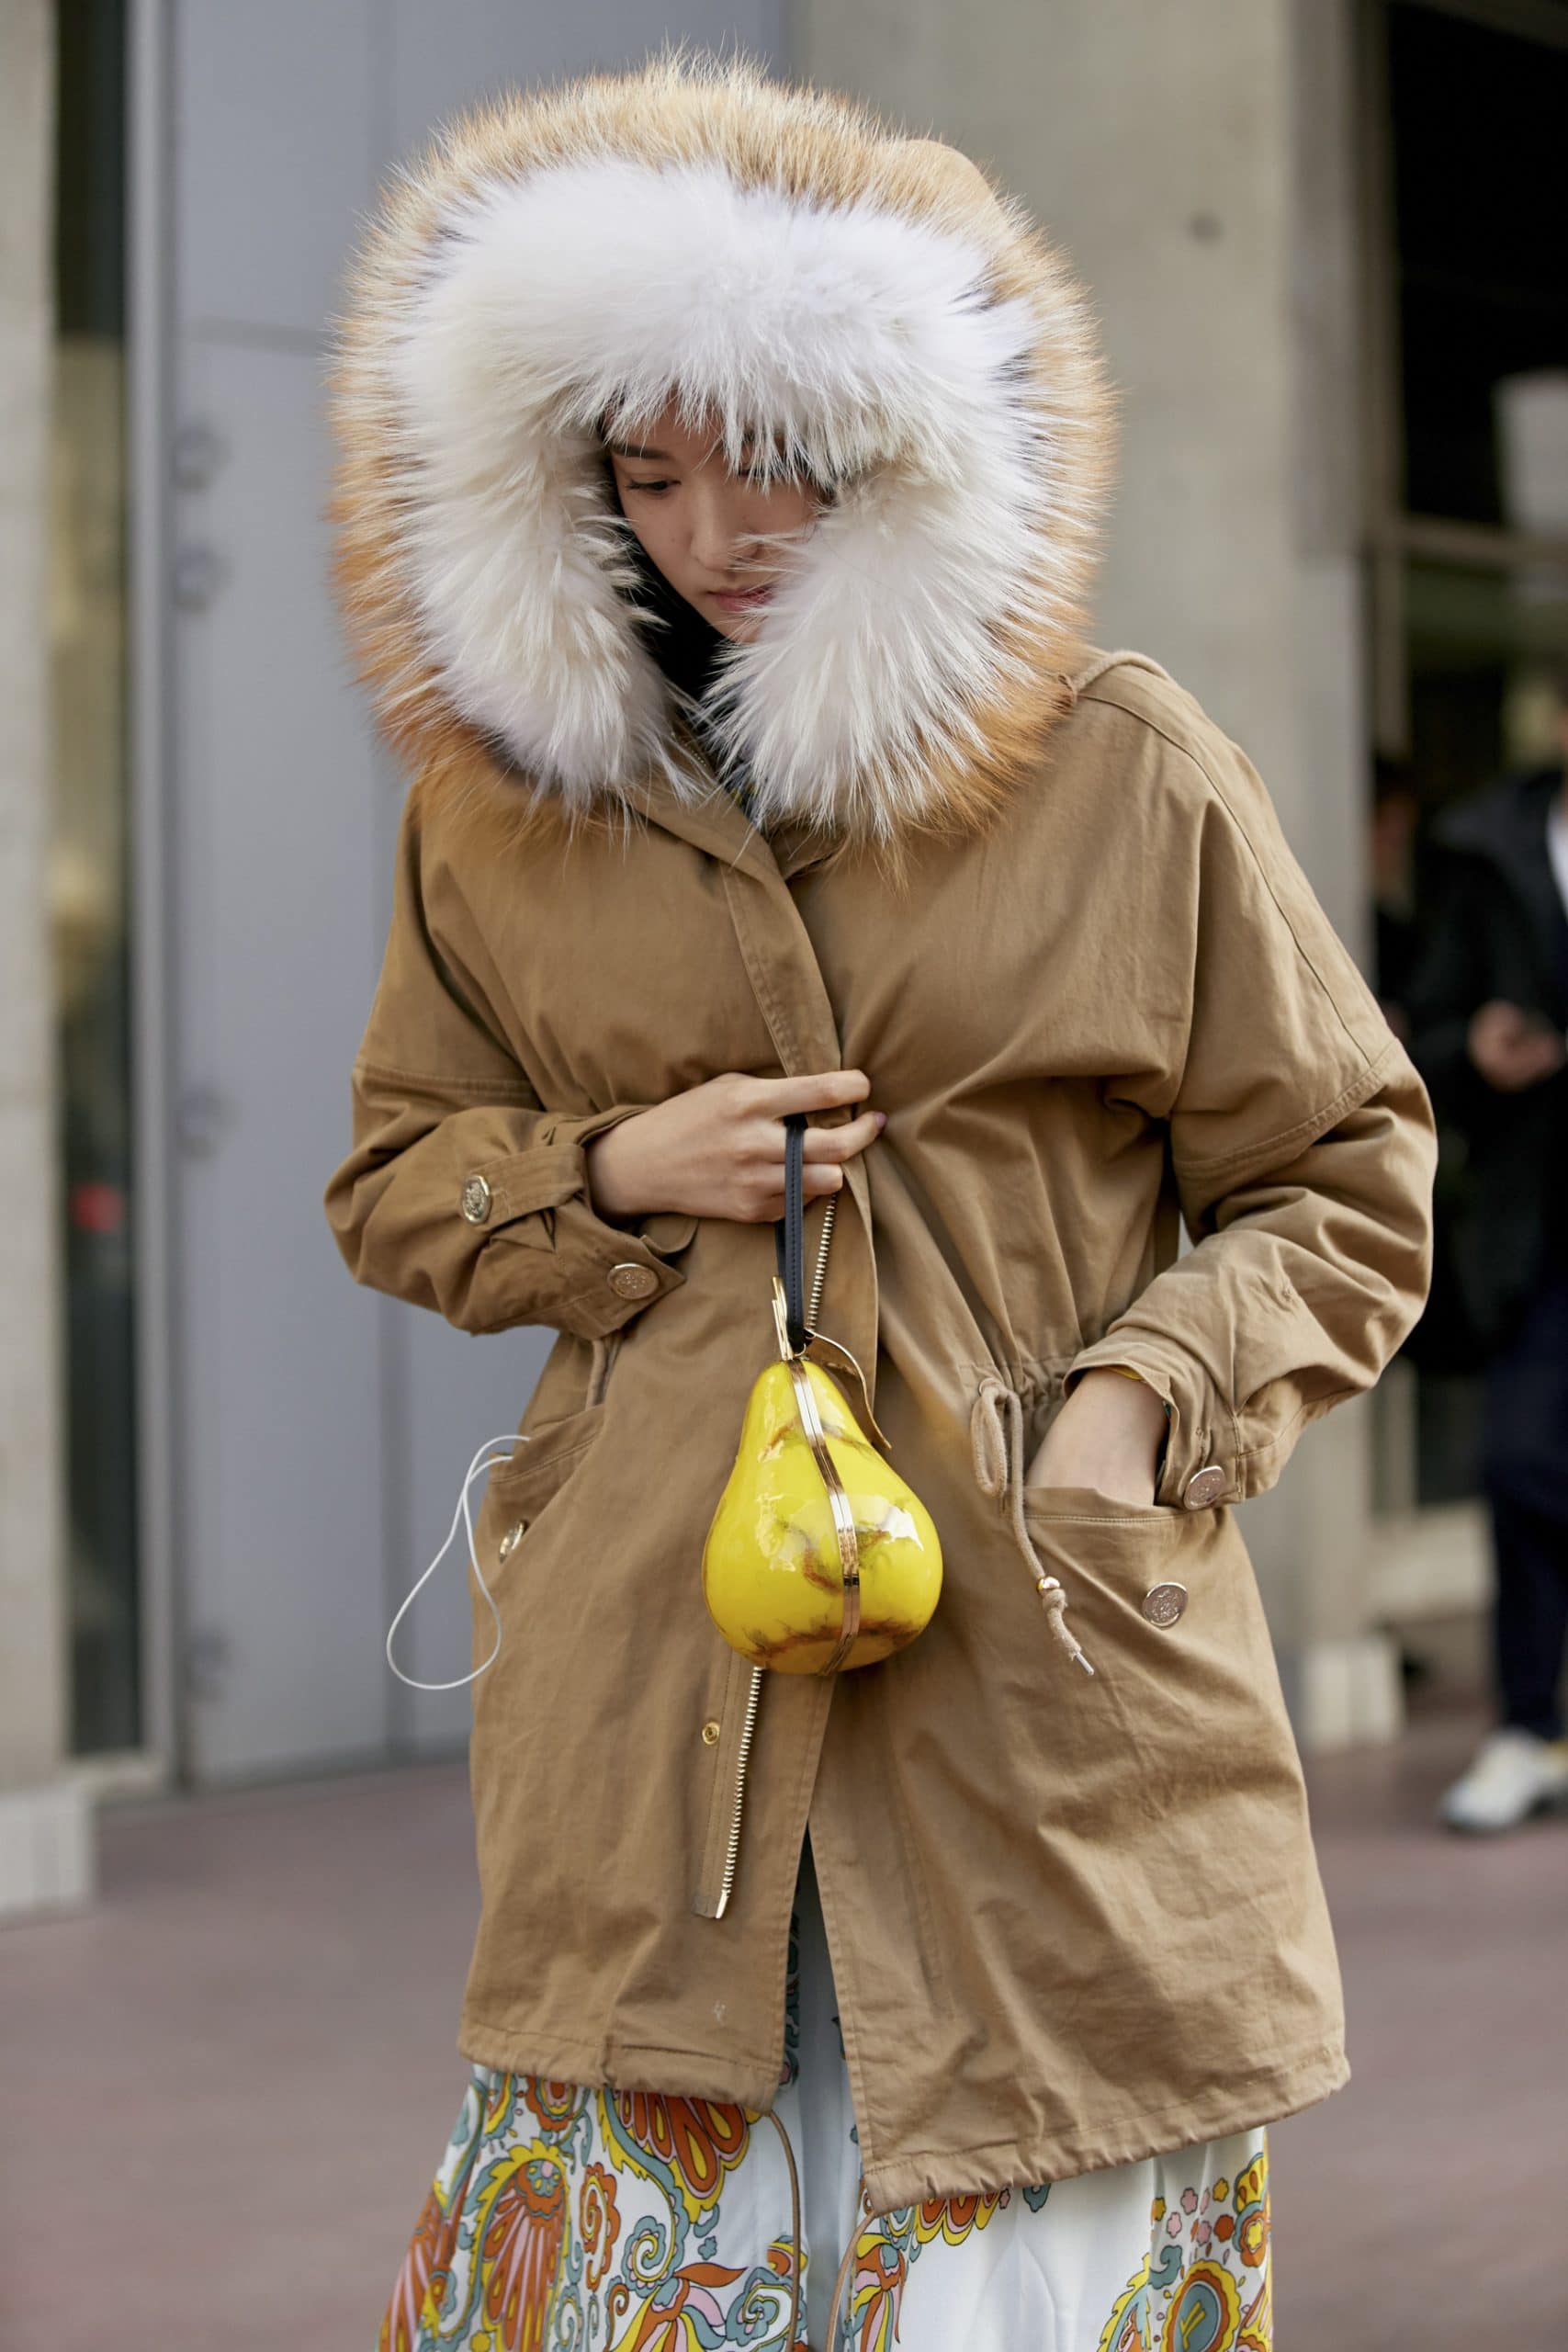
[{"left": 706, "top": 1193, "right": 837, "bottom": 1922}]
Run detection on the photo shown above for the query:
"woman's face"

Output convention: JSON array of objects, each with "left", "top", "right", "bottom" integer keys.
[{"left": 605, "top": 398, "right": 825, "bottom": 642}]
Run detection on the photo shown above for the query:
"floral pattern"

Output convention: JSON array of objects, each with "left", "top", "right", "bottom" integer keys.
[{"left": 378, "top": 1865, "right": 1270, "bottom": 2351}]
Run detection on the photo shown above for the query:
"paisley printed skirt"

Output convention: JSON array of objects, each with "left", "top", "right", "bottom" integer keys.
[{"left": 378, "top": 1837, "right": 1272, "bottom": 2351}]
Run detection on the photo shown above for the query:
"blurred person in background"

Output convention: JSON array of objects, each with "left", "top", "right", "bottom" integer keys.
[
  {"left": 1371, "top": 753, "right": 1424, "bottom": 1044},
  {"left": 1404, "top": 660, "right": 1568, "bottom": 1833},
  {"left": 321, "top": 51, "right": 1434, "bottom": 2350}
]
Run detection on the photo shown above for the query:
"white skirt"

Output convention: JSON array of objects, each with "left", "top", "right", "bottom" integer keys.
[{"left": 378, "top": 1834, "right": 1272, "bottom": 2350}]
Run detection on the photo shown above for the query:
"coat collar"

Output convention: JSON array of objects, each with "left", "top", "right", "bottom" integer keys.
[
  {"left": 330, "top": 52, "right": 1115, "bottom": 850},
  {"left": 616, "top": 713, "right": 851, "bottom": 885},
  {"left": 626, "top": 775, "right": 839, "bottom": 887}
]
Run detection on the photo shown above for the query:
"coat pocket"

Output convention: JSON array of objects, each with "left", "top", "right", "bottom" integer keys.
[
  {"left": 467, "top": 1400, "right": 610, "bottom": 1691},
  {"left": 1018, "top": 1480, "right": 1208, "bottom": 1654},
  {"left": 1019, "top": 1477, "right": 1181, "bottom": 1525},
  {"left": 1001, "top": 1484, "right": 1318, "bottom": 1935},
  {"left": 480, "top": 1398, "right": 609, "bottom": 1532},
  {"left": 1016, "top": 1480, "right": 1292, "bottom": 1762}
]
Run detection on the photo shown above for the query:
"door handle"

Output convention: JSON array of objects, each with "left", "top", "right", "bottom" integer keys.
[
  {"left": 173, "top": 544, "right": 224, "bottom": 611},
  {"left": 172, "top": 420, "right": 224, "bottom": 491},
  {"left": 175, "top": 1082, "right": 237, "bottom": 1158}
]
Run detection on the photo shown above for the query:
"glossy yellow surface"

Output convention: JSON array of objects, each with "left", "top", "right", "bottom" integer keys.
[{"left": 703, "top": 1357, "right": 942, "bottom": 1673}]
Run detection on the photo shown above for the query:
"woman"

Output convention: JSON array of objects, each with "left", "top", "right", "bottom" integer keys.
[{"left": 322, "top": 51, "right": 1436, "bottom": 2351}]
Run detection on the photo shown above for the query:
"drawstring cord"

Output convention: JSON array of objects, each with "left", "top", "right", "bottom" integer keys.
[
  {"left": 762, "top": 2109, "right": 805, "bottom": 2348},
  {"left": 388, "top": 1341, "right": 618, "bottom": 1695},
  {"left": 969, "top": 1371, "right": 1096, "bottom": 1678},
  {"left": 384, "top": 1430, "right": 532, "bottom": 1692},
  {"left": 762, "top": 2101, "right": 864, "bottom": 2351}
]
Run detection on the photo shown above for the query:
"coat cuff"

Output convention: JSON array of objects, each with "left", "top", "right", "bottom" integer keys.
[
  {"left": 462, "top": 1103, "right": 700, "bottom": 1340},
  {"left": 1062, "top": 1340, "right": 1231, "bottom": 1511}
]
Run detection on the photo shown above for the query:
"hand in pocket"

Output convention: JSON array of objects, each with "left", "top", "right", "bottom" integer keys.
[{"left": 1025, "top": 1367, "right": 1168, "bottom": 1507}]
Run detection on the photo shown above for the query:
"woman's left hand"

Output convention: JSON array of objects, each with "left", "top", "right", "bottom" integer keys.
[{"left": 1024, "top": 1368, "right": 1168, "bottom": 1506}]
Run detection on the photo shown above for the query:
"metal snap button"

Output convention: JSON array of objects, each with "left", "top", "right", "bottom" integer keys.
[
  {"left": 1142, "top": 1581, "right": 1189, "bottom": 1627},
  {"left": 1182, "top": 1464, "right": 1227, "bottom": 1510},
  {"left": 607, "top": 1261, "right": 659, "bottom": 1300},
  {"left": 700, "top": 1719, "right": 722, "bottom": 1746},
  {"left": 460, "top": 1173, "right": 492, "bottom": 1225},
  {"left": 497, "top": 1521, "right": 525, "bottom": 1560}
]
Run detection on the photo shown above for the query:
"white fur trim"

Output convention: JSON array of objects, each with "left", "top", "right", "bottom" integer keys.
[{"left": 384, "top": 152, "right": 1094, "bottom": 833}]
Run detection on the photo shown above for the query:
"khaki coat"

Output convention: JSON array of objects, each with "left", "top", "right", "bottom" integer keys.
[{"left": 321, "top": 58, "right": 1438, "bottom": 2211}]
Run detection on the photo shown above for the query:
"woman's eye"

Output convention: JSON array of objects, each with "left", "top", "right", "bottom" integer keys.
[{"left": 626, "top": 478, "right": 673, "bottom": 497}]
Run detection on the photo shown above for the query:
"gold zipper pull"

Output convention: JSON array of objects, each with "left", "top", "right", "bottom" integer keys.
[{"left": 770, "top": 1272, "right": 798, "bottom": 1362}]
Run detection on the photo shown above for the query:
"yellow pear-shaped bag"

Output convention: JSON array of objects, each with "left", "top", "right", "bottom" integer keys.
[{"left": 702, "top": 1109, "right": 942, "bottom": 1674}]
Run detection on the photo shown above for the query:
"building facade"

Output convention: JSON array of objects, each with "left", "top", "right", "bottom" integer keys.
[{"left": 5, "top": 0, "right": 1564, "bottom": 1916}]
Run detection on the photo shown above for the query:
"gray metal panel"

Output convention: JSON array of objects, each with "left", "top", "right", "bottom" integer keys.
[
  {"left": 172, "top": 335, "right": 389, "bottom": 1780},
  {"left": 175, "top": 0, "right": 377, "bottom": 339}
]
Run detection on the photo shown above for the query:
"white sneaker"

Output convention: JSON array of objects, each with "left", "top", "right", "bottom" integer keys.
[{"left": 1438, "top": 1727, "right": 1568, "bottom": 1834}]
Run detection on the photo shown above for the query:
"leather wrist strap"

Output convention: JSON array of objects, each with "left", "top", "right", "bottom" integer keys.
[{"left": 773, "top": 1110, "right": 809, "bottom": 1353}]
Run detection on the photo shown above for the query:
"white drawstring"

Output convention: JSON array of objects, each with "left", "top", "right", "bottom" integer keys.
[
  {"left": 384, "top": 1430, "right": 531, "bottom": 1692},
  {"left": 970, "top": 1372, "right": 1096, "bottom": 1677}
]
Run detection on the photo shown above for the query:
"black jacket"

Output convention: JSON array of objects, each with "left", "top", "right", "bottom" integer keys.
[{"left": 1402, "top": 763, "right": 1568, "bottom": 1363}]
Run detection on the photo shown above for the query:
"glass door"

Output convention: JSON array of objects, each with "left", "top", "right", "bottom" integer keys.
[{"left": 51, "top": 0, "right": 141, "bottom": 1754}]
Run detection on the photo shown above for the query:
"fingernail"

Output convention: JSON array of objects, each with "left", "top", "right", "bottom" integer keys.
[{"left": 875, "top": 1110, "right": 888, "bottom": 1129}]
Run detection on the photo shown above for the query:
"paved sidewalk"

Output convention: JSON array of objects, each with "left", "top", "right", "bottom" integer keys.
[
  {"left": 1269, "top": 1702, "right": 1567, "bottom": 2346},
  {"left": 1, "top": 1702, "right": 1562, "bottom": 2349}
]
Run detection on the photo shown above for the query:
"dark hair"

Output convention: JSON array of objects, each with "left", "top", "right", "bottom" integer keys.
[{"left": 599, "top": 452, "right": 728, "bottom": 705}]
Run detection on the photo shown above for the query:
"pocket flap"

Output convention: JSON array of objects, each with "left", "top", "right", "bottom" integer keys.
[
  {"left": 483, "top": 1400, "right": 607, "bottom": 1520},
  {"left": 1020, "top": 1481, "right": 1183, "bottom": 1532}
]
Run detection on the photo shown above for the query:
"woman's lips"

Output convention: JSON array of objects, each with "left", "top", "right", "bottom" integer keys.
[{"left": 710, "top": 584, "right": 773, "bottom": 612}]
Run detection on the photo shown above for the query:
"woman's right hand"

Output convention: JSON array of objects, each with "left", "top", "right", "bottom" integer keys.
[
  {"left": 585, "top": 1069, "right": 885, "bottom": 1225},
  {"left": 1466, "top": 999, "right": 1566, "bottom": 1092}
]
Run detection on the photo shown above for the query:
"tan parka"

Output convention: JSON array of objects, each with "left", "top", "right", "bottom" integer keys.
[{"left": 321, "top": 54, "right": 1438, "bottom": 2211}]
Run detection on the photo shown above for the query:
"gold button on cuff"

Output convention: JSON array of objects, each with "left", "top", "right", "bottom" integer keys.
[
  {"left": 1182, "top": 1464, "right": 1227, "bottom": 1510},
  {"left": 700, "top": 1719, "right": 721, "bottom": 1746},
  {"left": 1142, "top": 1580, "right": 1189, "bottom": 1627},
  {"left": 460, "top": 1173, "right": 492, "bottom": 1226},
  {"left": 607, "top": 1261, "right": 660, "bottom": 1300},
  {"left": 498, "top": 1521, "right": 525, "bottom": 1560}
]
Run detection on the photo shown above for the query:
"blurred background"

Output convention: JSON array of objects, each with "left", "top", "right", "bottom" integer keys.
[{"left": 2, "top": 2, "right": 1564, "bottom": 2346}]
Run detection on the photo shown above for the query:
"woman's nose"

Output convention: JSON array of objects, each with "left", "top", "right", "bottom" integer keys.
[{"left": 690, "top": 490, "right": 753, "bottom": 576}]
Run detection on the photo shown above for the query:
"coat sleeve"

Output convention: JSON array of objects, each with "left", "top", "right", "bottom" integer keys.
[
  {"left": 1062, "top": 716, "right": 1438, "bottom": 1509},
  {"left": 322, "top": 780, "right": 698, "bottom": 1344}
]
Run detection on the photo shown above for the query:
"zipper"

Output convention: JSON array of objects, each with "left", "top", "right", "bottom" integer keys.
[
  {"left": 705, "top": 1193, "right": 837, "bottom": 1922},
  {"left": 710, "top": 1661, "right": 764, "bottom": 1920}
]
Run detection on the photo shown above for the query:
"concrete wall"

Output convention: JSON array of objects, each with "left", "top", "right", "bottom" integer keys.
[{"left": 792, "top": 0, "right": 1398, "bottom": 1744}]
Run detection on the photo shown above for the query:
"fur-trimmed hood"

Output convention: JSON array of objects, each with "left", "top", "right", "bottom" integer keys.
[{"left": 328, "top": 49, "right": 1118, "bottom": 846}]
